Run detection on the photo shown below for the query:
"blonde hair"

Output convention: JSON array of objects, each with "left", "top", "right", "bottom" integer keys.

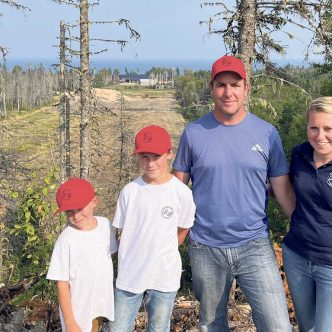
[{"left": 308, "top": 96, "right": 332, "bottom": 115}]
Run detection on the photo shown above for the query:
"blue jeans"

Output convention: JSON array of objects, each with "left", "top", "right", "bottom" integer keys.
[
  {"left": 282, "top": 244, "right": 332, "bottom": 332},
  {"left": 189, "top": 237, "right": 292, "bottom": 332},
  {"left": 109, "top": 288, "right": 177, "bottom": 332}
]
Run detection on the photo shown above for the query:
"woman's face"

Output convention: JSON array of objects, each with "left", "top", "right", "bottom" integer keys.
[{"left": 307, "top": 111, "right": 332, "bottom": 160}]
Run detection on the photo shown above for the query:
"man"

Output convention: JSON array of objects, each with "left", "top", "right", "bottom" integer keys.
[{"left": 173, "top": 55, "right": 295, "bottom": 331}]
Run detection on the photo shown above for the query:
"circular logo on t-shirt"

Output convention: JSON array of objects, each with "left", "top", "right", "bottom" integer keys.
[
  {"left": 161, "top": 206, "right": 174, "bottom": 219},
  {"left": 327, "top": 172, "right": 332, "bottom": 187}
]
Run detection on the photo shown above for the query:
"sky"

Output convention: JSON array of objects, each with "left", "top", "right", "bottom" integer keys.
[{"left": 0, "top": 0, "right": 323, "bottom": 68}]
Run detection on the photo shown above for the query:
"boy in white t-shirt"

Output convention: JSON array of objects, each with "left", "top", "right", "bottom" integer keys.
[
  {"left": 47, "top": 178, "right": 118, "bottom": 332},
  {"left": 110, "top": 125, "right": 196, "bottom": 332}
]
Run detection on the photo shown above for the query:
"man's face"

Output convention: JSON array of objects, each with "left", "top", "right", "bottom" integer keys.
[{"left": 210, "top": 71, "right": 248, "bottom": 123}]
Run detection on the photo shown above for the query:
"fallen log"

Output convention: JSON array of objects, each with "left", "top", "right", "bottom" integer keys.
[{"left": 0, "top": 272, "right": 45, "bottom": 310}]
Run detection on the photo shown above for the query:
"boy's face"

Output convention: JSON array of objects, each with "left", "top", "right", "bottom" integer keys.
[
  {"left": 65, "top": 197, "right": 97, "bottom": 231},
  {"left": 139, "top": 151, "right": 173, "bottom": 184}
]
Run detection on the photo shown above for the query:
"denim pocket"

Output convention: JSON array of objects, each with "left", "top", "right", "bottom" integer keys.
[
  {"left": 188, "top": 237, "right": 203, "bottom": 249},
  {"left": 247, "top": 237, "right": 276, "bottom": 264},
  {"left": 250, "top": 236, "right": 270, "bottom": 247}
]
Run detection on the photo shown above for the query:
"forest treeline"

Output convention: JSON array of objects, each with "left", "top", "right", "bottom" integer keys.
[
  {"left": 93, "top": 66, "right": 180, "bottom": 87},
  {"left": 0, "top": 64, "right": 81, "bottom": 116},
  {"left": 0, "top": 64, "right": 57, "bottom": 116},
  {"left": 0, "top": 65, "right": 178, "bottom": 117}
]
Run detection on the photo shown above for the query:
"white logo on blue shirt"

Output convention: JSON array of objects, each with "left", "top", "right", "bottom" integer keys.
[
  {"left": 251, "top": 144, "right": 263, "bottom": 152},
  {"left": 251, "top": 144, "right": 268, "bottom": 162},
  {"left": 327, "top": 172, "right": 332, "bottom": 187}
]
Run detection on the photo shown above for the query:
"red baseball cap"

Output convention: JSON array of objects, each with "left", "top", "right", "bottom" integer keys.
[
  {"left": 134, "top": 125, "right": 172, "bottom": 155},
  {"left": 55, "top": 178, "right": 96, "bottom": 214},
  {"left": 210, "top": 55, "right": 246, "bottom": 82}
]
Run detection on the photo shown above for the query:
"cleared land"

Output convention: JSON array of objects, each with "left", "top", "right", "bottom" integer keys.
[{"left": 0, "top": 87, "right": 185, "bottom": 215}]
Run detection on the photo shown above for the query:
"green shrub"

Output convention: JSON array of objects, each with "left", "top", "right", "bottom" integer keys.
[{"left": 6, "top": 169, "right": 66, "bottom": 300}]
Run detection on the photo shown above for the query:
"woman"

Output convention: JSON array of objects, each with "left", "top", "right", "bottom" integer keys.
[{"left": 283, "top": 96, "right": 332, "bottom": 332}]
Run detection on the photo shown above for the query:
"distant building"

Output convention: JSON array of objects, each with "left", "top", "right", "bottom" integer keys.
[
  {"left": 140, "top": 78, "right": 157, "bottom": 86},
  {"left": 119, "top": 74, "right": 144, "bottom": 83},
  {"left": 119, "top": 74, "right": 157, "bottom": 86}
]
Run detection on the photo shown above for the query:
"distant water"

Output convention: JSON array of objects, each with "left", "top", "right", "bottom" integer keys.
[
  {"left": 5, "top": 57, "right": 315, "bottom": 74},
  {"left": 5, "top": 58, "right": 213, "bottom": 73}
]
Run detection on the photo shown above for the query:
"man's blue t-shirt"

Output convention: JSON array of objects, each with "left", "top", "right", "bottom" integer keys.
[{"left": 173, "top": 112, "right": 288, "bottom": 248}]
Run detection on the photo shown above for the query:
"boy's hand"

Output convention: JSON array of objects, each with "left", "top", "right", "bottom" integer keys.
[
  {"left": 66, "top": 321, "right": 82, "bottom": 332},
  {"left": 57, "top": 281, "right": 82, "bottom": 332},
  {"left": 178, "top": 227, "right": 190, "bottom": 245}
]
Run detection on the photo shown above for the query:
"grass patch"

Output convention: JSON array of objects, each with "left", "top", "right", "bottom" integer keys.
[{"left": 107, "top": 84, "right": 174, "bottom": 98}]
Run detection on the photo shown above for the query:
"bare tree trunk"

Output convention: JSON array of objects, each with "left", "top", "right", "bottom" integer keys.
[
  {"left": 17, "top": 90, "right": 20, "bottom": 112},
  {"left": 0, "top": 204, "right": 6, "bottom": 281},
  {"left": 65, "top": 96, "right": 71, "bottom": 179},
  {"left": 0, "top": 65, "right": 7, "bottom": 117},
  {"left": 59, "top": 20, "right": 66, "bottom": 183},
  {"left": 2, "top": 93, "right": 6, "bottom": 117},
  {"left": 238, "top": 0, "right": 256, "bottom": 108},
  {"left": 79, "top": 0, "right": 91, "bottom": 179},
  {"left": 59, "top": 21, "right": 71, "bottom": 183},
  {"left": 238, "top": 0, "right": 256, "bottom": 79}
]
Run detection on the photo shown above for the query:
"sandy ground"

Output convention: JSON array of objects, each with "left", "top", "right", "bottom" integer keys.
[{"left": 93, "top": 88, "right": 178, "bottom": 112}]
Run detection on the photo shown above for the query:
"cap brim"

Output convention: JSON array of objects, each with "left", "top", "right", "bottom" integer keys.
[
  {"left": 134, "top": 148, "right": 170, "bottom": 155},
  {"left": 211, "top": 70, "right": 245, "bottom": 82}
]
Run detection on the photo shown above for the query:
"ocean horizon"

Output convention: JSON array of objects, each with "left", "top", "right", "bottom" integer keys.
[
  {"left": 5, "top": 57, "right": 213, "bottom": 73},
  {"left": 5, "top": 57, "right": 316, "bottom": 74}
]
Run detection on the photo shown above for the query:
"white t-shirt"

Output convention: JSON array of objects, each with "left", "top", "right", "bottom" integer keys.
[
  {"left": 47, "top": 216, "right": 118, "bottom": 332},
  {"left": 113, "top": 176, "right": 195, "bottom": 293}
]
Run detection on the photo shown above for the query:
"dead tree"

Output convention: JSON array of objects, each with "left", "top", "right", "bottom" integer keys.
[
  {"left": 200, "top": 0, "right": 332, "bottom": 85},
  {"left": 0, "top": 1, "right": 30, "bottom": 71},
  {"left": 79, "top": 0, "right": 90, "bottom": 178},
  {"left": 0, "top": 203, "right": 6, "bottom": 281},
  {"left": 0, "top": 59, "right": 7, "bottom": 118},
  {"left": 53, "top": 0, "right": 140, "bottom": 179},
  {"left": 59, "top": 21, "right": 71, "bottom": 182},
  {"left": 59, "top": 21, "right": 66, "bottom": 182},
  {"left": 0, "top": 0, "right": 28, "bottom": 10},
  {"left": 238, "top": 0, "right": 256, "bottom": 83},
  {"left": 0, "top": 271, "right": 44, "bottom": 311}
]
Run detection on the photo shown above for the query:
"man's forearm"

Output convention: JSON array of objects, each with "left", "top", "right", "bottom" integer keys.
[
  {"left": 269, "top": 175, "right": 295, "bottom": 219},
  {"left": 172, "top": 170, "right": 190, "bottom": 185}
]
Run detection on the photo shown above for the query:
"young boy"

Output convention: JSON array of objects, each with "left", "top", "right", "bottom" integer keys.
[
  {"left": 47, "top": 178, "right": 118, "bottom": 332},
  {"left": 110, "top": 125, "right": 196, "bottom": 332}
]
